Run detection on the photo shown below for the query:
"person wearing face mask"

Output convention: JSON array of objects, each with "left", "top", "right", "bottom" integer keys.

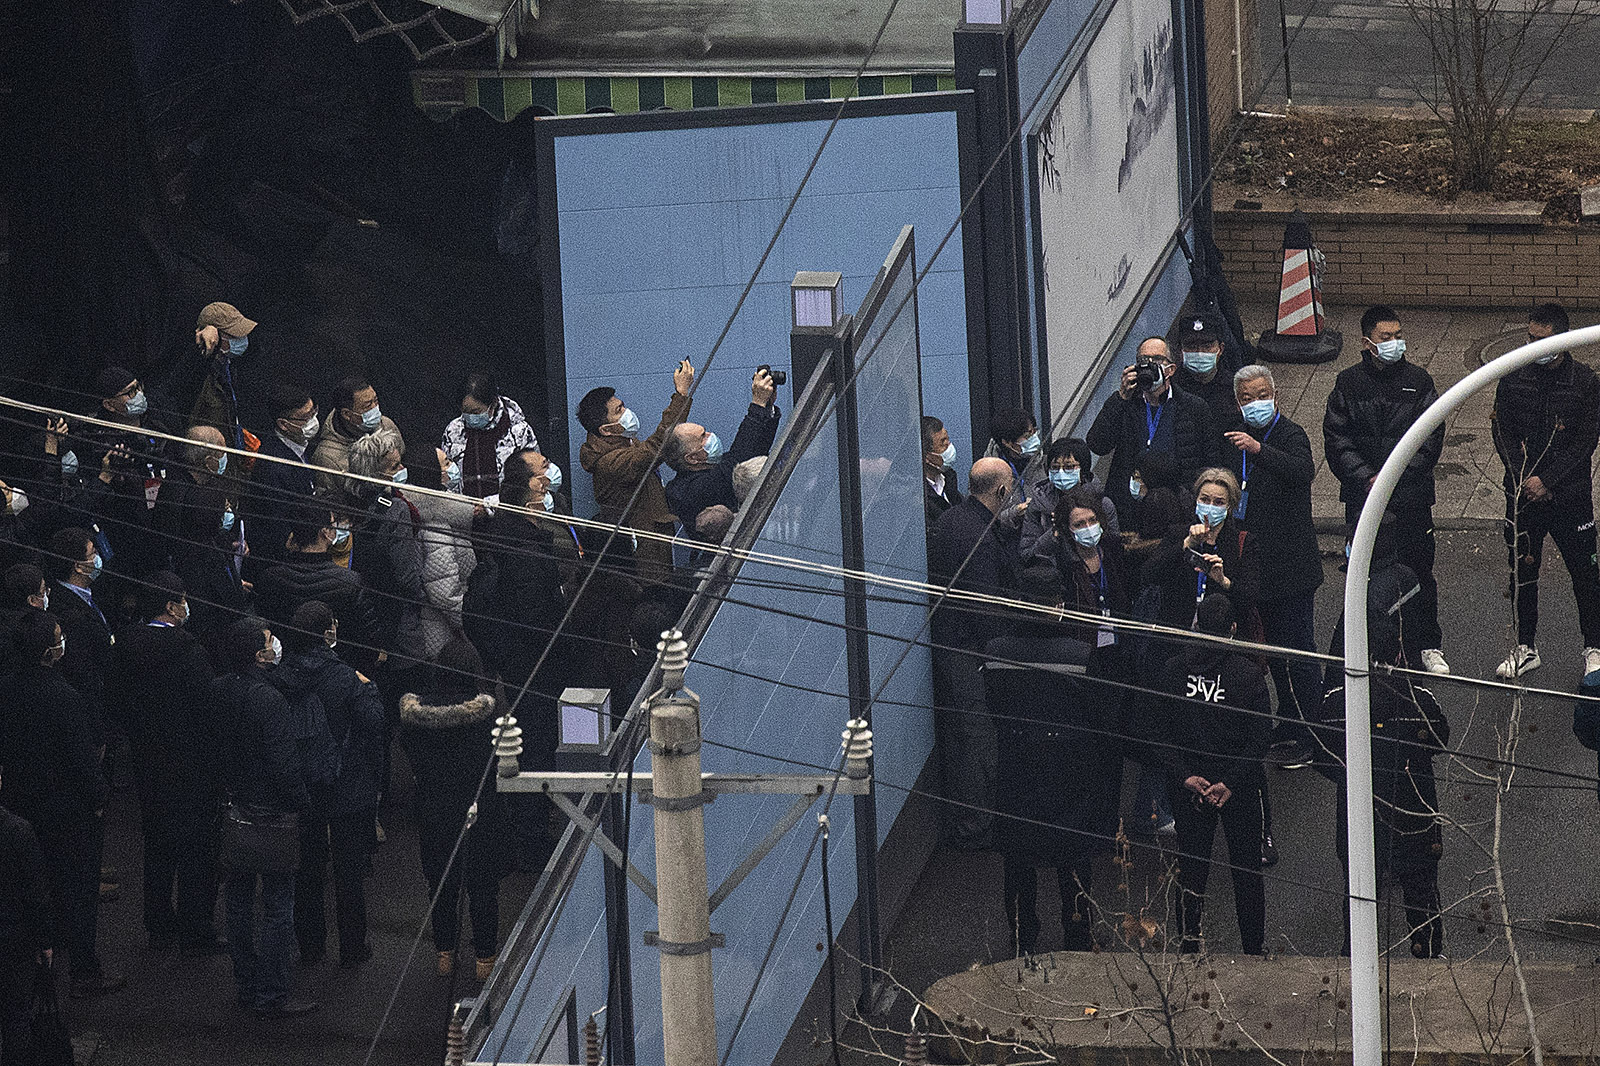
[
  {"left": 0, "top": 611, "right": 119, "bottom": 998},
  {"left": 247, "top": 382, "right": 321, "bottom": 570},
  {"left": 1221, "top": 366, "right": 1323, "bottom": 771},
  {"left": 311, "top": 376, "right": 401, "bottom": 508},
  {"left": 152, "top": 426, "right": 249, "bottom": 639},
  {"left": 256, "top": 508, "right": 379, "bottom": 669},
  {"left": 0, "top": 564, "right": 50, "bottom": 679},
  {"left": 213, "top": 617, "right": 316, "bottom": 1018},
  {"left": 1173, "top": 314, "right": 1244, "bottom": 429},
  {"left": 105, "top": 572, "right": 224, "bottom": 955},
  {"left": 921, "top": 415, "right": 963, "bottom": 539},
  {"left": 441, "top": 371, "right": 541, "bottom": 500},
  {"left": 1119, "top": 450, "right": 1186, "bottom": 568},
  {"left": 190, "top": 301, "right": 260, "bottom": 447},
  {"left": 928, "top": 457, "right": 1022, "bottom": 849},
  {"left": 662, "top": 368, "right": 781, "bottom": 534},
  {"left": 1489, "top": 302, "right": 1600, "bottom": 680},
  {"left": 1143, "top": 469, "right": 1260, "bottom": 634},
  {"left": 577, "top": 360, "right": 696, "bottom": 587},
  {"left": 1088, "top": 337, "right": 1221, "bottom": 520},
  {"left": 980, "top": 408, "right": 1046, "bottom": 535},
  {"left": 79, "top": 366, "right": 172, "bottom": 584},
  {"left": 46, "top": 527, "right": 116, "bottom": 742},
  {"left": 1324, "top": 305, "right": 1446, "bottom": 674},
  {"left": 1020, "top": 437, "right": 1120, "bottom": 570},
  {"left": 406, "top": 447, "right": 479, "bottom": 660}
]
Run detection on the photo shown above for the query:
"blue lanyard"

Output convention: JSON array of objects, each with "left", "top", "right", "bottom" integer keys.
[
  {"left": 1239, "top": 413, "right": 1280, "bottom": 487},
  {"left": 1195, "top": 569, "right": 1207, "bottom": 604},
  {"left": 1144, "top": 401, "right": 1164, "bottom": 446},
  {"left": 1091, "top": 551, "right": 1109, "bottom": 606}
]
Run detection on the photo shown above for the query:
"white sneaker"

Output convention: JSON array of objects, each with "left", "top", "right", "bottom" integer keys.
[
  {"left": 1420, "top": 648, "right": 1450, "bottom": 675},
  {"left": 1584, "top": 648, "right": 1600, "bottom": 677},
  {"left": 1495, "top": 645, "right": 1540, "bottom": 679}
]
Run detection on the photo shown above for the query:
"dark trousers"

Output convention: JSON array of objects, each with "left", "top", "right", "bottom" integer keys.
[
  {"left": 1504, "top": 492, "right": 1600, "bottom": 647},
  {"left": 295, "top": 806, "right": 374, "bottom": 960},
  {"left": 1347, "top": 504, "right": 1440, "bottom": 653},
  {"left": 1167, "top": 777, "right": 1266, "bottom": 955},
  {"left": 138, "top": 788, "right": 219, "bottom": 946},
  {"left": 1341, "top": 859, "right": 1444, "bottom": 958},
  {"left": 42, "top": 816, "right": 105, "bottom": 981},
  {"left": 417, "top": 816, "right": 500, "bottom": 959},
  {"left": 932, "top": 649, "right": 996, "bottom": 847},
  {"left": 1257, "top": 592, "right": 1322, "bottom": 742},
  {"left": 226, "top": 870, "right": 295, "bottom": 1010},
  {"left": 0, "top": 948, "right": 33, "bottom": 1064},
  {"left": 1002, "top": 856, "right": 1094, "bottom": 955}
]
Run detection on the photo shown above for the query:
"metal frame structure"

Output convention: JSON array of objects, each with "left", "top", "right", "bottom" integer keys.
[{"left": 1342, "top": 324, "right": 1600, "bottom": 1066}]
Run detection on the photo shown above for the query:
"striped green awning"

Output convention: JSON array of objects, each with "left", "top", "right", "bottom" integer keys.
[{"left": 414, "top": 72, "right": 957, "bottom": 121}]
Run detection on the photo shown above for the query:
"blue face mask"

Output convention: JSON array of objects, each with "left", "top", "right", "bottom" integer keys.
[
  {"left": 939, "top": 442, "right": 957, "bottom": 468},
  {"left": 1072, "top": 522, "right": 1103, "bottom": 548},
  {"left": 391, "top": 466, "right": 408, "bottom": 484},
  {"left": 702, "top": 432, "right": 724, "bottom": 463},
  {"left": 542, "top": 491, "right": 556, "bottom": 513},
  {"left": 1049, "top": 468, "right": 1081, "bottom": 491},
  {"left": 86, "top": 553, "right": 104, "bottom": 582},
  {"left": 1344, "top": 542, "right": 1352, "bottom": 559},
  {"left": 124, "top": 390, "right": 148, "bottom": 416},
  {"left": 617, "top": 408, "right": 641, "bottom": 436},
  {"left": 1196, "top": 501, "right": 1230, "bottom": 527},
  {"left": 221, "top": 509, "right": 236, "bottom": 531},
  {"left": 1181, "top": 350, "right": 1217, "bottom": 374},
  {"left": 1129, "top": 476, "right": 1144, "bottom": 500},
  {"left": 227, "top": 335, "right": 249, "bottom": 356},
  {"left": 544, "top": 462, "right": 562, "bottom": 492},
  {"left": 213, "top": 452, "right": 228, "bottom": 477},
  {"left": 1016, "top": 432, "right": 1042, "bottom": 457},
  {"left": 1371, "top": 338, "right": 1406, "bottom": 364},
  {"left": 1240, "top": 398, "right": 1276, "bottom": 428},
  {"left": 332, "top": 527, "right": 351, "bottom": 549},
  {"left": 446, "top": 462, "right": 463, "bottom": 493},
  {"left": 462, "top": 409, "right": 493, "bottom": 431},
  {"left": 61, "top": 451, "right": 79, "bottom": 479},
  {"left": 360, "top": 405, "right": 383, "bottom": 430}
]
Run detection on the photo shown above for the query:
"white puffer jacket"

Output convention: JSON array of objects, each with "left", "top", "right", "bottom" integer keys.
[{"left": 409, "top": 489, "right": 478, "bottom": 660}]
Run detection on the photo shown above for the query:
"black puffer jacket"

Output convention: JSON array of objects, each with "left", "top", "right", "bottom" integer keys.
[
  {"left": 1491, "top": 354, "right": 1600, "bottom": 500},
  {"left": 1323, "top": 355, "right": 1442, "bottom": 509},
  {"left": 1087, "top": 385, "right": 1219, "bottom": 515},
  {"left": 270, "top": 646, "right": 385, "bottom": 815},
  {"left": 215, "top": 665, "right": 308, "bottom": 814},
  {"left": 254, "top": 554, "right": 379, "bottom": 670}
]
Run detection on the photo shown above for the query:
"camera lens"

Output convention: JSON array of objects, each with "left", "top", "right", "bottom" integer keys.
[{"left": 758, "top": 364, "right": 788, "bottom": 386}]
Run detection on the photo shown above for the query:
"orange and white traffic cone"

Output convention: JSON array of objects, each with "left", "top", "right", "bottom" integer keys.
[{"left": 1256, "top": 209, "right": 1342, "bottom": 363}]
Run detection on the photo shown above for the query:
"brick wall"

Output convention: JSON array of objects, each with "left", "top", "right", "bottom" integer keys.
[
  {"left": 1202, "top": 0, "right": 1258, "bottom": 148},
  {"left": 1214, "top": 207, "right": 1600, "bottom": 308}
]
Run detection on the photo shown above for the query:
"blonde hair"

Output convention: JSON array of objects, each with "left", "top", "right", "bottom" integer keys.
[{"left": 1192, "top": 467, "right": 1241, "bottom": 507}]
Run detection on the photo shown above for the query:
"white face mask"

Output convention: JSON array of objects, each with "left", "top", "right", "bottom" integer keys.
[
  {"left": 300, "top": 413, "right": 320, "bottom": 443},
  {"left": 38, "top": 589, "right": 49, "bottom": 612},
  {"left": 6, "top": 487, "right": 28, "bottom": 516}
]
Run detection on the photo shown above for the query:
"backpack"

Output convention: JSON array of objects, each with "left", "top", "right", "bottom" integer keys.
[{"left": 286, "top": 685, "right": 341, "bottom": 787}]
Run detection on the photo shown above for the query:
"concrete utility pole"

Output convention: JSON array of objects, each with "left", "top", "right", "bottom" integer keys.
[
  {"left": 649, "top": 632, "right": 717, "bottom": 1066},
  {"left": 1342, "top": 323, "right": 1600, "bottom": 1066}
]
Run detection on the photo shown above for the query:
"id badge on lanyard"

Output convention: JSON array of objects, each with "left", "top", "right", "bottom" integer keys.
[{"left": 1095, "top": 559, "right": 1116, "bottom": 647}]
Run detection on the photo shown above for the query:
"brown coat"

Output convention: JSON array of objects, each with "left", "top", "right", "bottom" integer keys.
[{"left": 579, "top": 390, "right": 691, "bottom": 526}]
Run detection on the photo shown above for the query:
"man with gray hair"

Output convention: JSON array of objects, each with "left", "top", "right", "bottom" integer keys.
[
  {"left": 663, "top": 368, "right": 780, "bottom": 532},
  {"left": 346, "top": 426, "right": 426, "bottom": 676},
  {"left": 1223, "top": 363, "right": 1323, "bottom": 779},
  {"left": 928, "top": 456, "right": 1020, "bottom": 849}
]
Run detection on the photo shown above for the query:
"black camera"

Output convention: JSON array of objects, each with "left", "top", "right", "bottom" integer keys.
[
  {"left": 757, "top": 364, "right": 788, "bottom": 386},
  {"left": 1134, "top": 359, "right": 1162, "bottom": 391}
]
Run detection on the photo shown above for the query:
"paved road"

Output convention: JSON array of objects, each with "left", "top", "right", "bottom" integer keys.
[
  {"left": 876, "top": 528, "right": 1600, "bottom": 1017},
  {"left": 1251, "top": 0, "right": 1600, "bottom": 109}
]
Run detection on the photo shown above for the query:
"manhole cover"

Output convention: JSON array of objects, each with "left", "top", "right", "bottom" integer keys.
[{"left": 1469, "top": 328, "right": 1531, "bottom": 368}]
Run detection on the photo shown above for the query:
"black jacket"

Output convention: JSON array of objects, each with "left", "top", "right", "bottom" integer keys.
[
  {"left": 1142, "top": 519, "right": 1262, "bottom": 632},
  {"left": 270, "top": 646, "right": 385, "bottom": 815},
  {"left": 0, "top": 664, "right": 107, "bottom": 839},
  {"left": 255, "top": 554, "right": 378, "bottom": 671},
  {"left": 1323, "top": 355, "right": 1442, "bottom": 509},
  {"left": 1491, "top": 354, "right": 1600, "bottom": 501},
  {"left": 929, "top": 496, "right": 1017, "bottom": 652},
  {"left": 1087, "top": 385, "right": 1220, "bottom": 516},
  {"left": 106, "top": 621, "right": 219, "bottom": 802},
  {"left": 397, "top": 690, "right": 509, "bottom": 882},
  {"left": 152, "top": 473, "right": 248, "bottom": 637},
  {"left": 923, "top": 468, "right": 961, "bottom": 540},
  {"left": 1220, "top": 411, "right": 1323, "bottom": 601},
  {"left": 215, "top": 665, "right": 309, "bottom": 814},
  {"left": 351, "top": 490, "right": 427, "bottom": 664},
  {"left": 1317, "top": 678, "right": 1448, "bottom": 870},
  {"left": 1174, "top": 368, "right": 1240, "bottom": 431},
  {"left": 51, "top": 581, "right": 114, "bottom": 738},
  {"left": 0, "top": 807, "right": 51, "bottom": 951},
  {"left": 246, "top": 434, "right": 317, "bottom": 569},
  {"left": 664, "top": 402, "right": 781, "bottom": 527},
  {"left": 1152, "top": 644, "right": 1272, "bottom": 786}
]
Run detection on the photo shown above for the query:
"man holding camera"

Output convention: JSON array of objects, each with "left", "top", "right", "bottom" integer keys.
[
  {"left": 1088, "top": 337, "right": 1219, "bottom": 518},
  {"left": 662, "top": 368, "right": 781, "bottom": 534}
]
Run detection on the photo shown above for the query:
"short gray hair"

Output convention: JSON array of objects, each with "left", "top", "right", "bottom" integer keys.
[
  {"left": 732, "top": 456, "right": 766, "bottom": 503},
  {"left": 1233, "top": 364, "right": 1275, "bottom": 392},
  {"left": 662, "top": 426, "right": 696, "bottom": 471},
  {"left": 347, "top": 425, "right": 405, "bottom": 480}
]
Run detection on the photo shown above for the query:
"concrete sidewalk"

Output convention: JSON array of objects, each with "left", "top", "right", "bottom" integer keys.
[{"left": 1235, "top": 297, "right": 1600, "bottom": 529}]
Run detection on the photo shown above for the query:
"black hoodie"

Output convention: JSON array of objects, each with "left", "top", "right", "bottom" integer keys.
[{"left": 1152, "top": 643, "right": 1273, "bottom": 786}]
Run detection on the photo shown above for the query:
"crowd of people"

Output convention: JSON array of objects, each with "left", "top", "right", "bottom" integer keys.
[
  {"left": 924, "top": 303, "right": 1598, "bottom": 958},
  {"left": 0, "top": 300, "right": 784, "bottom": 1044}
]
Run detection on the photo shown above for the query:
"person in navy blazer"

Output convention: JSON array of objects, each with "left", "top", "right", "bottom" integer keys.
[{"left": 247, "top": 383, "right": 319, "bottom": 575}]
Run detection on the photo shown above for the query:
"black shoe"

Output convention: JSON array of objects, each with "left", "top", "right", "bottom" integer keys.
[
  {"left": 1269, "top": 741, "right": 1314, "bottom": 770},
  {"left": 252, "top": 999, "right": 320, "bottom": 1019},
  {"left": 181, "top": 937, "right": 229, "bottom": 957},
  {"left": 70, "top": 973, "right": 127, "bottom": 998},
  {"left": 339, "top": 943, "right": 374, "bottom": 970},
  {"left": 1261, "top": 834, "right": 1279, "bottom": 868}
]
